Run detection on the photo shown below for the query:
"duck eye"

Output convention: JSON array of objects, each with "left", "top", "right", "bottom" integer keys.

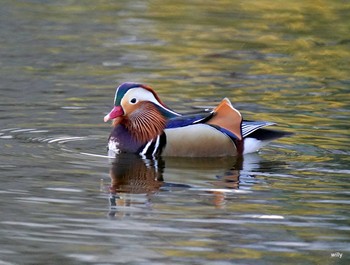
[{"left": 130, "top": 98, "right": 137, "bottom": 104}]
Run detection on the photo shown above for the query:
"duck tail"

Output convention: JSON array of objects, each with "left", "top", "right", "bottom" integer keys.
[{"left": 243, "top": 129, "right": 293, "bottom": 154}]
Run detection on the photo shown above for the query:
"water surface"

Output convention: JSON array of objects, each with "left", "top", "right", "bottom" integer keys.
[{"left": 0, "top": 1, "right": 349, "bottom": 264}]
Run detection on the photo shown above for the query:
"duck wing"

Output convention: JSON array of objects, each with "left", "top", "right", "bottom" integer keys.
[
  {"left": 166, "top": 98, "right": 243, "bottom": 141},
  {"left": 241, "top": 120, "right": 276, "bottom": 138},
  {"left": 166, "top": 111, "right": 213, "bottom": 128},
  {"left": 206, "top": 98, "right": 242, "bottom": 140},
  {"left": 165, "top": 99, "right": 289, "bottom": 142}
]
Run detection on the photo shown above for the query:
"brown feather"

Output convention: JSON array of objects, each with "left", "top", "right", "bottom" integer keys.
[
  {"left": 207, "top": 98, "right": 242, "bottom": 140},
  {"left": 124, "top": 102, "right": 166, "bottom": 143},
  {"left": 112, "top": 117, "right": 123, "bottom": 127}
]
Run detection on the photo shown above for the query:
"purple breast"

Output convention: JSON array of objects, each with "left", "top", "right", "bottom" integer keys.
[{"left": 108, "top": 125, "right": 143, "bottom": 153}]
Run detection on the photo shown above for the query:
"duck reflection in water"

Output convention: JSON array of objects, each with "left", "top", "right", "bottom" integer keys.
[
  {"left": 107, "top": 153, "right": 263, "bottom": 215},
  {"left": 109, "top": 153, "right": 164, "bottom": 195},
  {"left": 108, "top": 153, "right": 164, "bottom": 214}
]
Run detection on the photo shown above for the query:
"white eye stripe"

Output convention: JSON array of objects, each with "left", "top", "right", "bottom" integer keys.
[
  {"left": 121, "top": 87, "right": 180, "bottom": 117},
  {"left": 125, "top": 88, "right": 158, "bottom": 103},
  {"left": 121, "top": 87, "right": 156, "bottom": 114}
]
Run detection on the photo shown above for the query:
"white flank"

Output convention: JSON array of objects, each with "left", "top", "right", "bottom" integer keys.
[
  {"left": 243, "top": 137, "right": 270, "bottom": 154},
  {"left": 163, "top": 124, "right": 237, "bottom": 157}
]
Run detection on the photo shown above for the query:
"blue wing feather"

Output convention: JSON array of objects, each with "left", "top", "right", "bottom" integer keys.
[
  {"left": 166, "top": 111, "right": 213, "bottom": 129},
  {"left": 165, "top": 112, "right": 276, "bottom": 140},
  {"left": 209, "top": 126, "right": 240, "bottom": 141}
]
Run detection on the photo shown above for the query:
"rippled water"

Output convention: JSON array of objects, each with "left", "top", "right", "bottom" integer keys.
[{"left": 1, "top": 1, "right": 349, "bottom": 264}]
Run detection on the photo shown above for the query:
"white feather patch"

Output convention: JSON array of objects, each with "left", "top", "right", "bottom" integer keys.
[
  {"left": 123, "top": 87, "right": 179, "bottom": 116},
  {"left": 243, "top": 137, "right": 270, "bottom": 154},
  {"left": 108, "top": 140, "right": 120, "bottom": 154}
]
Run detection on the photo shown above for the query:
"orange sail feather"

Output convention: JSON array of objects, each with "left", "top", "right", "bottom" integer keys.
[{"left": 207, "top": 98, "right": 242, "bottom": 140}]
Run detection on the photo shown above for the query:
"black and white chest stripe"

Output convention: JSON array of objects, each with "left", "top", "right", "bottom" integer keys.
[{"left": 138, "top": 133, "right": 166, "bottom": 158}]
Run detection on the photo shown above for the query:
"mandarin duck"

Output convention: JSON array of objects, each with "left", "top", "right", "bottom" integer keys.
[{"left": 104, "top": 82, "right": 290, "bottom": 157}]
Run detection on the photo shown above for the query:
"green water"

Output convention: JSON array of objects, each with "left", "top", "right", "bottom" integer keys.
[{"left": 0, "top": 1, "right": 349, "bottom": 264}]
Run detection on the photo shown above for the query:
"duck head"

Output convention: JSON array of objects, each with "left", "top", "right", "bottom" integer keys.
[{"left": 104, "top": 82, "right": 179, "bottom": 143}]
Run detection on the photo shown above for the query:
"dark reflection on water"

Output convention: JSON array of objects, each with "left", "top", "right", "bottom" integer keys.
[
  {"left": 0, "top": 132, "right": 348, "bottom": 265},
  {"left": 1, "top": 0, "right": 350, "bottom": 264},
  {"left": 106, "top": 153, "right": 296, "bottom": 216},
  {"left": 108, "top": 154, "right": 165, "bottom": 216},
  {"left": 107, "top": 154, "right": 247, "bottom": 215},
  {"left": 109, "top": 154, "right": 165, "bottom": 195}
]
